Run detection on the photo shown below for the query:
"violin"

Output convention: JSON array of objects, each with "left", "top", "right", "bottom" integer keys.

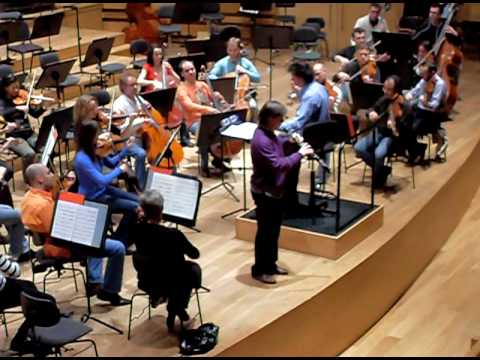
[
  {"left": 323, "top": 80, "right": 342, "bottom": 113},
  {"left": 387, "top": 94, "right": 404, "bottom": 137},
  {"left": 361, "top": 54, "right": 377, "bottom": 83}
]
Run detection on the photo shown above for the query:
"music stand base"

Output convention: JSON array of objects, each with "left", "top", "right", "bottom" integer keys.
[
  {"left": 81, "top": 313, "right": 123, "bottom": 335},
  {"left": 201, "top": 179, "right": 239, "bottom": 202},
  {"left": 222, "top": 206, "right": 248, "bottom": 219}
]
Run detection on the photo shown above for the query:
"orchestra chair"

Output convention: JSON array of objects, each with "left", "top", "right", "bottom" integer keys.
[
  {"left": 39, "top": 51, "right": 82, "bottom": 104},
  {"left": 217, "top": 25, "right": 241, "bottom": 42},
  {"left": 129, "top": 39, "right": 151, "bottom": 70},
  {"left": 200, "top": 2, "right": 225, "bottom": 34},
  {"left": 19, "top": 291, "right": 99, "bottom": 357},
  {"left": 128, "top": 252, "right": 209, "bottom": 340},
  {"left": 305, "top": 17, "right": 329, "bottom": 59},
  {"left": 292, "top": 26, "right": 321, "bottom": 63},
  {"left": 274, "top": 2, "right": 296, "bottom": 25},
  {"left": 6, "top": 20, "right": 44, "bottom": 74},
  {"left": 361, "top": 141, "right": 416, "bottom": 189},
  {"left": 0, "top": 149, "right": 20, "bottom": 192},
  {"left": 157, "top": 4, "right": 181, "bottom": 48},
  {"left": 1, "top": 303, "right": 22, "bottom": 338},
  {"left": 28, "top": 230, "right": 86, "bottom": 295}
]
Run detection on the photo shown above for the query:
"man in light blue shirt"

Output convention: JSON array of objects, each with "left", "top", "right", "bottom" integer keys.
[
  {"left": 405, "top": 63, "right": 448, "bottom": 160},
  {"left": 279, "top": 62, "right": 331, "bottom": 189},
  {"left": 209, "top": 37, "right": 261, "bottom": 121}
]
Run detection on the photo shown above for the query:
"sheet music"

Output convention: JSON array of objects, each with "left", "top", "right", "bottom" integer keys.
[
  {"left": 41, "top": 127, "right": 58, "bottom": 166},
  {"left": 148, "top": 172, "right": 200, "bottom": 221},
  {"left": 0, "top": 166, "right": 6, "bottom": 182},
  {"left": 51, "top": 200, "right": 101, "bottom": 247},
  {"left": 221, "top": 122, "right": 257, "bottom": 141}
]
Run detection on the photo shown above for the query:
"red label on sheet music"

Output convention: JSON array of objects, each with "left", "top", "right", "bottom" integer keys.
[
  {"left": 58, "top": 192, "right": 85, "bottom": 204},
  {"left": 150, "top": 167, "right": 174, "bottom": 175}
]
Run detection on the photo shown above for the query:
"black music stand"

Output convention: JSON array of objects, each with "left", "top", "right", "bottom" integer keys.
[
  {"left": 35, "top": 59, "right": 76, "bottom": 103},
  {"left": 0, "top": 21, "right": 24, "bottom": 65},
  {"left": 81, "top": 37, "right": 115, "bottom": 89},
  {"left": 209, "top": 77, "right": 236, "bottom": 104},
  {"left": 220, "top": 121, "right": 257, "bottom": 219},
  {"left": 50, "top": 196, "right": 123, "bottom": 335},
  {"left": 140, "top": 87, "right": 177, "bottom": 119},
  {"left": 30, "top": 12, "right": 64, "bottom": 53},
  {"left": 199, "top": 108, "right": 248, "bottom": 201},
  {"left": 349, "top": 81, "right": 384, "bottom": 114},
  {"left": 167, "top": 52, "right": 206, "bottom": 76},
  {"left": 185, "top": 37, "right": 227, "bottom": 63},
  {"left": 251, "top": 25, "right": 293, "bottom": 100}
]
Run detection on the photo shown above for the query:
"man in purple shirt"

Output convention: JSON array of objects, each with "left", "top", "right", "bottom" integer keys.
[{"left": 250, "top": 100, "right": 313, "bottom": 285}]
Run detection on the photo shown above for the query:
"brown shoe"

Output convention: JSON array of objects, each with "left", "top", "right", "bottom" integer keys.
[{"left": 253, "top": 274, "right": 276, "bottom": 284}]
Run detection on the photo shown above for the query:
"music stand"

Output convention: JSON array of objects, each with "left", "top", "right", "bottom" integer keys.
[
  {"left": 185, "top": 38, "right": 227, "bottom": 63},
  {"left": 209, "top": 77, "right": 236, "bottom": 104},
  {"left": 81, "top": 37, "right": 115, "bottom": 88},
  {"left": 251, "top": 25, "right": 293, "bottom": 99},
  {"left": 49, "top": 194, "right": 122, "bottom": 335},
  {"left": 349, "top": 81, "right": 384, "bottom": 114},
  {"left": 199, "top": 108, "right": 248, "bottom": 200},
  {"left": 35, "top": 59, "right": 76, "bottom": 103},
  {"left": 167, "top": 52, "right": 206, "bottom": 76},
  {"left": 140, "top": 87, "right": 177, "bottom": 119},
  {"left": 30, "top": 11, "right": 64, "bottom": 53}
]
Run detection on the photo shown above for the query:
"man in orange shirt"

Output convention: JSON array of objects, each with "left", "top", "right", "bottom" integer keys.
[
  {"left": 176, "top": 60, "right": 229, "bottom": 177},
  {"left": 21, "top": 164, "right": 130, "bottom": 306}
]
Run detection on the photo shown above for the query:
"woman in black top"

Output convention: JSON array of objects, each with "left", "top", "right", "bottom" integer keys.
[{"left": 131, "top": 189, "right": 201, "bottom": 333}]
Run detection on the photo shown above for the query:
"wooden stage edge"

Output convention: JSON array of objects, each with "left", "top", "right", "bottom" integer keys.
[
  {"left": 216, "top": 132, "right": 480, "bottom": 356},
  {"left": 235, "top": 201, "right": 384, "bottom": 260}
]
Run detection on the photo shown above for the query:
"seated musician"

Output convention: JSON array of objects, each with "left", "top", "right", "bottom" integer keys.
[
  {"left": 405, "top": 63, "right": 448, "bottom": 161},
  {"left": 74, "top": 120, "right": 140, "bottom": 248},
  {"left": 0, "top": 70, "right": 37, "bottom": 182},
  {"left": 129, "top": 189, "right": 201, "bottom": 333},
  {"left": 74, "top": 94, "right": 147, "bottom": 191},
  {"left": 208, "top": 37, "right": 261, "bottom": 122},
  {"left": 352, "top": 3, "right": 389, "bottom": 46},
  {"left": 354, "top": 75, "right": 406, "bottom": 189},
  {"left": 278, "top": 62, "right": 331, "bottom": 190},
  {"left": 333, "top": 27, "right": 368, "bottom": 66},
  {"left": 176, "top": 60, "right": 230, "bottom": 177},
  {"left": 313, "top": 63, "right": 342, "bottom": 113},
  {"left": 137, "top": 43, "right": 181, "bottom": 92},
  {"left": 411, "top": 3, "right": 458, "bottom": 45},
  {"left": 21, "top": 163, "right": 130, "bottom": 306},
  {"left": 411, "top": 40, "right": 435, "bottom": 85}
]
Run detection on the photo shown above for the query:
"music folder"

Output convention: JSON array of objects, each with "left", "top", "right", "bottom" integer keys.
[{"left": 50, "top": 192, "right": 110, "bottom": 254}]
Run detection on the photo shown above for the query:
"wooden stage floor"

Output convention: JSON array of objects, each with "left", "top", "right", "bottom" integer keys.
[{"left": 1, "top": 48, "right": 479, "bottom": 356}]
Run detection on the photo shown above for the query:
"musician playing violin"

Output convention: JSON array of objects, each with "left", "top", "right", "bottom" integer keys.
[
  {"left": 74, "top": 94, "right": 147, "bottom": 191},
  {"left": 0, "top": 69, "right": 37, "bottom": 183},
  {"left": 313, "top": 63, "right": 342, "bottom": 113},
  {"left": 354, "top": 75, "right": 408, "bottom": 189},
  {"left": 405, "top": 63, "right": 448, "bottom": 161},
  {"left": 176, "top": 60, "right": 231, "bottom": 177},
  {"left": 209, "top": 37, "right": 261, "bottom": 122},
  {"left": 137, "top": 44, "right": 181, "bottom": 93}
]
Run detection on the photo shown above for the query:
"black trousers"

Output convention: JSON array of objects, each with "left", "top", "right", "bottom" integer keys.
[
  {"left": 251, "top": 192, "right": 284, "bottom": 276},
  {"left": 166, "top": 261, "right": 201, "bottom": 315}
]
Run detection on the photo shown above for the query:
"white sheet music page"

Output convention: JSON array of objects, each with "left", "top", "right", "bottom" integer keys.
[
  {"left": 150, "top": 172, "right": 198, "bottom": 220},
  {"left": 51, "top": 200, "right": 77, "bottom": 241},
  {"left": 221, "top": 122, "right": 257, "bottom": 141},
  {"left": 71, "top": 205, "right": 99, "bottom": 246}
]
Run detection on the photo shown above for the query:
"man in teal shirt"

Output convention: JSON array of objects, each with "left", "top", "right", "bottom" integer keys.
[{"left": 209, "top": 37, "right": 261, "bottom": 121}]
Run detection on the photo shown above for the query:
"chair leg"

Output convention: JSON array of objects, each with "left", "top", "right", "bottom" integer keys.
[
  {"left": 411, "top": 165, "right": 416, "bottom": 189},
  {"left": 71, "top": 263, "right": 79, "bottom": 293},
  {"left": 1, "top": 311, "right": 8, "bottom": 337},
  {"left": 362, "top": 163, "right": 367, "bottom": 183},
  {"left": 72, "top": 339, "right": 99, "bottom": 357},
  {"left": 11, "top": 159, "right": 15, "bottom": 193},
  {"left": 194, "top": 288, "right": 203, "bottom": 325}
]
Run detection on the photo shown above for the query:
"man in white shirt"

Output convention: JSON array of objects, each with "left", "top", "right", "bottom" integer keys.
[{"left": 353, "top": 3, "right": 389, "bottom": 46}]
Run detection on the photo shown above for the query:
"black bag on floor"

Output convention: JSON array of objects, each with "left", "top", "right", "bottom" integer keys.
[{"left": 179, "top": 322, "right": 219, "bottom": 355}]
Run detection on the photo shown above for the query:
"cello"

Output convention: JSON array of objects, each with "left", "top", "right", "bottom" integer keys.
[{"left": 134, "top": 95, "right": 184, "bottom": 168}]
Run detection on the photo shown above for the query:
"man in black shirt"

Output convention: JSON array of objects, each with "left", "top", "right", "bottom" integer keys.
[
  {"left": 412, "top": 3, "right": 459, "bottom": 46},
  {"left": 333, "top": 27, "right": 367, "bottom": 66}
]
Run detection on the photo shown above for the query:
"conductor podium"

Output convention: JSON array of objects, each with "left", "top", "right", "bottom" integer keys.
[{"left": 235, "top": 117, "right": 384, "bottom": 260}]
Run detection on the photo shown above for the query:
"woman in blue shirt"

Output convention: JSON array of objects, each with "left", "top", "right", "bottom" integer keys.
[{"left": 74, "top": 120, "right": 140, "bottom": 247}]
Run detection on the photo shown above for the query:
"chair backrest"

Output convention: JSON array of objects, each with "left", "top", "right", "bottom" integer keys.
[
  {"left": 20, "top": 291, "right": 60, "bottom": 328},
  {"left": 130, "top": 38, "right": 150, "bottom": 56},
  {"left": 89, "top": 90, "right": 111, "bottom": 106},
  {"left": 201, "top": 3, "right": 220, "bottom": 14},
  {"left": 16, "top": 21, "right": 31, "bottom": 42},
  {"left": 302, "top": 22, "right": 321, "bottom": 34},
  {"left": 293, "top": 26, "right": 318, "bottom": 43},
  {"left": 0, "top": 64, "right": 14, "bottom": 80},
  {"left": 39, "top": 51, "right": 60, "bottom": 69},
  {"left": 157, "top": 4, "right": 175, "bottom": 19},
  {"left": 219, "top": 25, "right": 241, "bottom": 42},
  {"left": 306, "top": 17, "right": 325, "bottom": 29}
]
